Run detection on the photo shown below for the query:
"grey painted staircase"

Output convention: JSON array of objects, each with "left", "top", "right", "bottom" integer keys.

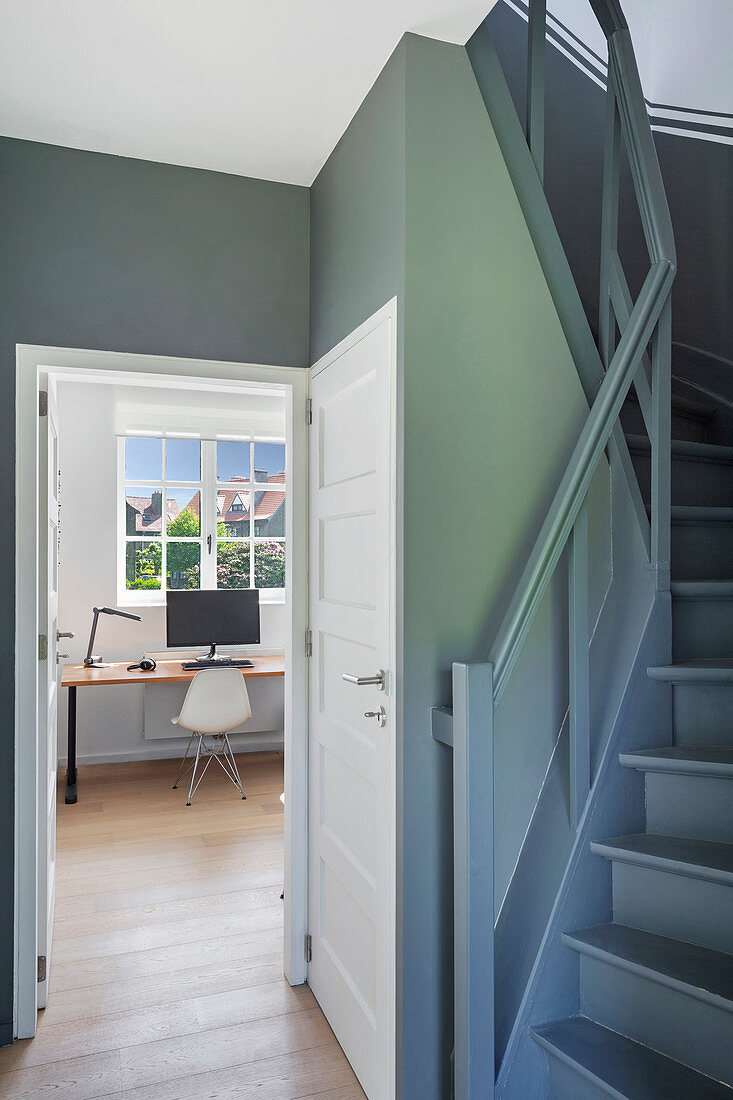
[{"left": 531, "top": 373, "right": 733, "bottom": 1096}]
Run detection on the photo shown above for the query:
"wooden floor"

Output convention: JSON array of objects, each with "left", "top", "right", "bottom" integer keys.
[{"left": 0, "top": 751, "right": 366, "bottom": 1099}]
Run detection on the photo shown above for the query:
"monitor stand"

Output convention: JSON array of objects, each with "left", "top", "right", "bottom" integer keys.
[{"left": 195, "top": 643, "right": 231, "bottom": 664}]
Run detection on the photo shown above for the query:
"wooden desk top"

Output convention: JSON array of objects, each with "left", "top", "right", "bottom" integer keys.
[{"left": 61, "top": 654, "right": 285, "bottom": 688}]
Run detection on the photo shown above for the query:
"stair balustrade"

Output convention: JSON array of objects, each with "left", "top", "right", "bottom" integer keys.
[{"left": 431, "top": 1, "right": 676, "bottom": 1095}]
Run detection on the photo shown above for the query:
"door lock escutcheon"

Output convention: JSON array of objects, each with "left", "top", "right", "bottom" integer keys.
[{"left": 364, "top": 706, "right": 387, "bottom": 727}]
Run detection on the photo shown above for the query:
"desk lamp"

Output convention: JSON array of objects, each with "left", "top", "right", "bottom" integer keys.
[{"left": 84, "top": 606, "right": 142, "bottom": 667}]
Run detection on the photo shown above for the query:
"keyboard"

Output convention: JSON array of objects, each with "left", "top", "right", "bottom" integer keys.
[{"left": 181, "top": 659, "right": 254, "bottom": 670}]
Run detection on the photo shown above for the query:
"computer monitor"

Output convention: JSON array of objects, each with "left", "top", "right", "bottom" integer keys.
[{"left": 166, "top": 589, "right": 260, "bottom": 662}]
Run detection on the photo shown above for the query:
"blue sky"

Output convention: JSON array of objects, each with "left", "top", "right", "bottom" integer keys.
[{"left": 126, "top": 438, "right": 286, "bottom": 483}]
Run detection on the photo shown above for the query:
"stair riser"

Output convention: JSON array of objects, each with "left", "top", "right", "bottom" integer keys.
[
  {"left": 546, "top": 1056, "right": 616, "bottom": 1100},
  {"left": 645, "top": 773, "right": 733, "bottom": 843},
  {"left": 673, "top": 595, "right": 733, "bottom": 659},
  {"left": 622, "top": 405, "right": 708, "bottom": 443},
  {"left": 580, "top": 955, "right": 733, "bottom": 1084},
  {"left": 632, "top": 452, "right": 733, "bottom": 508},
  {"left": 673, "top": 683, "right": 733, "bottom": 746},
  {"left": 671, "top": 521, "right": 733, "bottom": 581},
  {"left": 613, "top": 862, "right": 733, "bottom": 954}
]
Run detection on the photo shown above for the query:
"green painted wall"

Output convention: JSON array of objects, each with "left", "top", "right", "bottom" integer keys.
[
  {"left": 0, "top": 137, "right": 310, "bottom": 1039},
  {"left": 309, "top": 42, "right": 406, "bottom": 363},
  {"left": 311, "top": 33, "right": 589, "bottom": 1095}
]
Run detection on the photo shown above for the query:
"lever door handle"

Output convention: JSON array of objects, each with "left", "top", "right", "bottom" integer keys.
[
  {"left": 343, "top": 670, "right": 386, "bottom": 691},
  {"left": 57, "top": 630, "right": 74, "bottom": 640}
]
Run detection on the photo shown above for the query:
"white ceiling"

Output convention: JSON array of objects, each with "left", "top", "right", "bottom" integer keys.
[{"left": 0, "top": 0, "right": 494, "bottom": 186}]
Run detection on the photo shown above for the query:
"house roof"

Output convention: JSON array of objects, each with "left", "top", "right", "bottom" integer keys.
[
  {"left": 182, "top": 474, "right": 285, "bottom": 525},
  {"left": 125, "top": 494, "right": 180, "bottom": 534}
]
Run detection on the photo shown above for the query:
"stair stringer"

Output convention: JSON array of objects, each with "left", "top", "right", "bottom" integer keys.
[{"left": 496, "top": 595, "right": 671, "bottom": 1098}]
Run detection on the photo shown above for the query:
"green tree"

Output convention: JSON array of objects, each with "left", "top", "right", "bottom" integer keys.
[{"left": 166, "top": 507, "right": 200, "bottom": 537}]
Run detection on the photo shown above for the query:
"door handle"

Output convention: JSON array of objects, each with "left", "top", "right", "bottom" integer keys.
[
  {"left": 364, "top": 706, "right": 387, "bottom": 727},
  {"left": 343, "top": 670, "right": 386, "bottom": 692},
  {"left": 57, "top": 630, "right": 74, "bottom": 640}
]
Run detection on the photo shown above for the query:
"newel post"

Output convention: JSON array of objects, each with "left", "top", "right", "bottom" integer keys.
[{"left": 452, "top": 661, "right": 495, "bottom": 1099}]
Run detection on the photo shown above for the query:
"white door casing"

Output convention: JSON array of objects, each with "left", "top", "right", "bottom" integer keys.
[
  {"left": 308, "top": 301, "right": 397, "bottom": 1100},
  {"left": 15, "top": 347, "right": 309, "bottom": 1036},
  {"left": 37, "top": 377, "right": 60, "bottom": 1009}
]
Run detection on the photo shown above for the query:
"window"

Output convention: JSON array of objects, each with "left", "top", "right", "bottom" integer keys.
[{"left": 120, "top": 435, "right": 286, "bottom": 603}]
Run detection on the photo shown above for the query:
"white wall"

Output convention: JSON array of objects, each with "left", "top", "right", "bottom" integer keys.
[
  {"left": 57, "top": 379, "right": 286, "bottom": 765},
  {"left": 549, "top": 0, "right": 733, "bottom": 115}
]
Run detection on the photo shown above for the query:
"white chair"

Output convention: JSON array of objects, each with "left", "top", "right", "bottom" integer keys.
[{"left": 171, "top": 669, "right": 252, "bottom": 805}]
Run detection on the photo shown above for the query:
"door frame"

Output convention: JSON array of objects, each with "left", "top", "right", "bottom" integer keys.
[
  {"left": 14, "top": 344, "right": 309, "bottom": 1038},
  {"left": 307, "top": 297, "right": 400, "bottom": 1097}
]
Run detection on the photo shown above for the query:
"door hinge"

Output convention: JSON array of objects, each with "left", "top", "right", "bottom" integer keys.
[
  {"left": 305, "top": 933, "right": 312, "bottom": 964},
  {"left": 37, "top": 955, "right": 47, "bottom": 983},
  {"left": 38, "top": 634, "right": 48, "bottom": 661},
  {"left": 305, "top": 629, "right": 312, "bottom": 658},
  {"left": 306, "top": 397, "right": 312, "bottom": 426},
  {"left": 39, "top": 390, "right": 48, "bottom": 417}
]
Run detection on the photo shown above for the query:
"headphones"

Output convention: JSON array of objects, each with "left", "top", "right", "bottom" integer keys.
[{"left": 127, "top": 656, "right": 157, "bottom": 672}]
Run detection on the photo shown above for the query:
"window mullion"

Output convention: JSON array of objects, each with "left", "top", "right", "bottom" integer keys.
[
  {"left": 201, "top": 440, "right": 216, "bottom": 589},
  {"left": 250, "top": 440, "right": 255, "bottom": 589}
]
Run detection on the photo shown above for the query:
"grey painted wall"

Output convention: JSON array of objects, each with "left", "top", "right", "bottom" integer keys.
[
  {"left": 474, "top": 0, "right": 733, "bottom": 364},
  {"left": 0, "top": 137, "right": 309, "bottom": 1039},
  {"left": 312, "top": 32, "right": 594, "bottom": 1096}
]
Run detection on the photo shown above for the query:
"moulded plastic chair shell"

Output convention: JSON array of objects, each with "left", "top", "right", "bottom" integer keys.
[{"left": 172, "top": 668, "right": 252, "bottom": 734}]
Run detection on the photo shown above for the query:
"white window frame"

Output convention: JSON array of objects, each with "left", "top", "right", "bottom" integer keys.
[{"left": 117, "top": 435, "right": 287, "bottom": 606}]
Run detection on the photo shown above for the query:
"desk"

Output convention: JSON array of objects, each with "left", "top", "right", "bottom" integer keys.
[{"left": 60, "top": 656, "right": 285, "bottom": 804}]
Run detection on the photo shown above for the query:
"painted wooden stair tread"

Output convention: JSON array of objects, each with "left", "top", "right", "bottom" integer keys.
[
  {"left": 671, "top": 581, "right": 733, "bottom": 599},
  {"left": 619, "top": 747, "right": 733, "bottom": 777},
  {"left": 531, "top": 1016, "right": 733, "bottom": 1098},
  {"left": 670, "top": 507, "right": 733, "bottom": 523},
  {"left": 626, "top": 435, "right": 733, "bottom": 465},
  {"left": 562, "top": 923, "right": 733, "bottom": 1011},
  {"left": 647, "top": 660, "right": 733, "bottom": 683},
  {"left": 626, "top": 388, "right": 718, "bottom": 423},
  {"left": 590, "top": 834, "right": 733, "bottom": 885}
]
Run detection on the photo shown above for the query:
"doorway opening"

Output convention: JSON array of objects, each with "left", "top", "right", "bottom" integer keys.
[{"left": 13, "top": 347, "right": 312, "bottom": 1066}]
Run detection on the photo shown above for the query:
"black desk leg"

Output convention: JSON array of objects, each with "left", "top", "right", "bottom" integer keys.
[{"left": 66, "top": 686, "right": 77, "bottom": 804}]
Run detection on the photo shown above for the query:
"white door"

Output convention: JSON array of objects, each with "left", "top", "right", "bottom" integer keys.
[
  {"left": 37, "top": 378, "right": 61, "bottom": 1009},
  {"left": 308, "top": 304, "right": 397, "bottom": 1100}
]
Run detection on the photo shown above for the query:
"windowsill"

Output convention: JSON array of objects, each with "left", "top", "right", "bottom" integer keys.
[{"left": 116, "top": 589, "right": 286, "bottom": 609}]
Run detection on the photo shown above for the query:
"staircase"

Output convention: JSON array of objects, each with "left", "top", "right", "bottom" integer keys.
[{"left": 530, "top": 371, "right": 733, "bottom": 1096}]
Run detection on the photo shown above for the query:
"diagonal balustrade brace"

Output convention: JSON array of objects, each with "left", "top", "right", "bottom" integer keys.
[{"left": 435, "top": 0, "right": 676, "bottom": 1092}]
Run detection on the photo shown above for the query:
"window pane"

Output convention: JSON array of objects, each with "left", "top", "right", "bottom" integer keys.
[
  {"left": 217, "top": 490, "right": 250, "bottom": 537},
  {"left": 216, "top": 541, "right": 250, "bottom": 589},
  {"left": 125, "top": 488, "right": 163, "bottom": 536},
  {"left": 166, "top": 489, "right": 200, "bottom": 536},
  {"left": 252, "top": 488, "right": 285, "bottom": 537},
  {"left": 125, "top": 436, "right": 162, "bottom": 481},
  {"left": 217, "top": 440, "right": 250, "bottom": 484},
  {"left": 166, "top": 438, "right": 200, "bottom": 482},
  {"left": 253, "top": 442, "right": 286, "bottom": 481},
  {"left": 167, "top": 542, "right": 201, "bottom": 590},
  {"left": 125, "top": 542, "right": 161, "bottom": 590},
  {"left": 254, "top": 541, "right": 285, "bottom": 589}
]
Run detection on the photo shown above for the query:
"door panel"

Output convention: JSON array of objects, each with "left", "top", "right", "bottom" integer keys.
[{"left": 308, "top": 309, "right": 395, "bottom": 1099}]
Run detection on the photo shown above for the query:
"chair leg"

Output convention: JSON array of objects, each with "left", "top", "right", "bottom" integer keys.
[
  {"left": 172, "top": 731, "right": 196, "bottom": 789},
  {"left": 223, "top": 733, "right": 246, "bottom": 798},
  {"left": 186, "top": 734, "right": 203, "bottom": 806}
]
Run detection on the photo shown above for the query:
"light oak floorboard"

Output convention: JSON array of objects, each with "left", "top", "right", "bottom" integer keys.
[
  {"left": 93, "top": 1043, "right": 360, "bottom": 1100},
  {"left": 0, "top": 753, "right": 365, "bottom": 1100}
]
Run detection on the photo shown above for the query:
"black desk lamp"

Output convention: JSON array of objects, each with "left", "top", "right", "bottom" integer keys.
[{"left": 84, "top": 606, "right": 142, "bottom": 667}]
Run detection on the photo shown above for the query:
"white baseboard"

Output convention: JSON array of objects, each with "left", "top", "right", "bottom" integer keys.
[{"left": 59, "top": 731, "right": 284, "bottom": 767}]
